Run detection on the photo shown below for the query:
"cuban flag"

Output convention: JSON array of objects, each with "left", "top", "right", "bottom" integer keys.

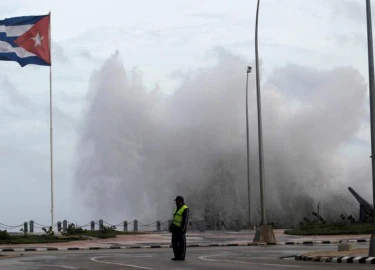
[{"left": 0, "top": 14, "right": 50, "bottom": 67}]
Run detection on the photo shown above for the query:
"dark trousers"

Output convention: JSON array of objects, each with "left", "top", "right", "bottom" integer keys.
[{"left": 171, "top": 232, "right": 186, "bottom": 259}]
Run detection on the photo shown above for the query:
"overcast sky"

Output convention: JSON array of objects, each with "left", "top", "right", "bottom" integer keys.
[{"left": 0, "top": 0, "right": 373, "bottom": 230}]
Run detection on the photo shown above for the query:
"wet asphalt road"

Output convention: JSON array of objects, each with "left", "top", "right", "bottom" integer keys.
[{"left": 0, "top": 244, "right": 372, "bottom": 270}]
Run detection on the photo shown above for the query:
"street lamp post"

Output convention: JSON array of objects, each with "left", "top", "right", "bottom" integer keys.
[
  {"left": 365, "top": 0, "right": 375, "bottom": 257},
  {"left": 254, "top": 0, "right": 266, "bottom": 227},
  {"left": 246, "top": 66, "right": 252, "bottom": 228},
  {"left": 252, "top": 0, "right": 276, "bottom": 244}
]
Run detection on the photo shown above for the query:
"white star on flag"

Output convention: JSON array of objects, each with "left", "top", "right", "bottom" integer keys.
[{"left": 31, "top": 32, "right": 44, "bottom": 47}]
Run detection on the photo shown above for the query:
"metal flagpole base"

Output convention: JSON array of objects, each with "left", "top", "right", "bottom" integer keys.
[
  {"left": 253, "top": 224, "right": 276, "bottom": 244},
  {"left": 369, "top": 234, "right": 375, "bottom": 256}
]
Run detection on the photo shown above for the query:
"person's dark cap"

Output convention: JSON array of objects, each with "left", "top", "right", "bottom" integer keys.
[{"left": 174, "top": 196, "right": 184, "bottom": 202}]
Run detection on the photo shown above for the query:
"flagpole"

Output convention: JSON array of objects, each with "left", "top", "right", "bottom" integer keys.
[{"left": 48, "top": 12, "right": 54, "bottom": 232}]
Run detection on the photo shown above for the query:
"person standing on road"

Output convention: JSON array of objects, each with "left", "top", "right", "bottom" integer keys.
[{"left": 169, "top": 196, "right": 189, "bottom": 261}]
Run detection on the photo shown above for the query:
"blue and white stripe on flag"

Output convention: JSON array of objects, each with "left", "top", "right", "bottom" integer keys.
[{"left": 0, "top": 15, "right": 50, "bottom": 67}]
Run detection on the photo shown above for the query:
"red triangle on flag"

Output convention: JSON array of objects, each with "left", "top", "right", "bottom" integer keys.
[{"left": 14, "top": 15, "right": 50, "bottom": 64}]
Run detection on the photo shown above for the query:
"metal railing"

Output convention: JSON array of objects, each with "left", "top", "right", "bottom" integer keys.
[{"left": 0, "top": 218, "right": 243, "bottom": 233}]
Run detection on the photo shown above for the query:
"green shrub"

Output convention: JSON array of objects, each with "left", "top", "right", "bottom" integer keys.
[
  {"left": 100, "top": 225, "right": 116, "bottom": 233},
  {"left": 66, "top": 223, "right": 86, "bottom": 234},
  {"left": 0, "top": 230, "right": 10, "bottom": 240},
  {"left": 42, "top": 226, "right": 55, "bottom": 235},
  {"left": 285, "top": 211, "right": 373, "bottom": 235}
]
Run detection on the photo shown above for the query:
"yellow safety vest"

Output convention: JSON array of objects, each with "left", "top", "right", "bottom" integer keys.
[{"left": 172, "top": 205, "right": 188, "bottom": 227}]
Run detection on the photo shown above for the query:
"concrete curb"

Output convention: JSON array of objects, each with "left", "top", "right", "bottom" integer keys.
[
  {"left": 295, "top": 255, "right": 375, "bottom": 264},
  {"left": 0, "top": 239, "right": 369, "bottom": 253},
  {"left": 0, "top": 243, "right": 264, "bottom": 252},
  {"left": 283, "top": 239, "right": 369, "bottom": 245}
]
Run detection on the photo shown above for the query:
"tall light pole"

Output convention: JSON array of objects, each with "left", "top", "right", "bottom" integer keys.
[
  {"left": 253, "top": 0, "right": 276, "bottom": 243},
  {"left": 365, "top": 0, "right": 375, "bottom": 257},
  {"left": 254, "top": 0, "right": 266, "bottom": 226},
  {"left": 246, "top": 66, "right": 252, "bottom": 228}
]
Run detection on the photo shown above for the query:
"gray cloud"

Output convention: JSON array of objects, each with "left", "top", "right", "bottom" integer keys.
[
  {"left": 186, "top": 12, "right": 230, "bottom": 20},
  {"left": 1, "top": 75, "right": 35, "bottom": 111},
  {"left": 329, "top": 32, "right": 367, "bottom": 47},
  {"left": 53, "top": 43, "right": 69, "bottom": 64},
  {"left": 329, "top": 0, "right": 366, "bottom": 24},
  {"left": 78, "top": 48, "right": 93, "bottom": 60}
]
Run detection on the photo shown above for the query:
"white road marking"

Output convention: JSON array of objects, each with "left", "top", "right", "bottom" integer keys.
[
  {"left": 199, "top": 254, "right": 302, "bottom": 268},
  {"left": 34, "top": 265, "right": 77, "bottom": 269},
  {"left": 124, "top": 254, "right": 153, "bottom": 258},
  {"left": 90, "top": 256, "right": 154, "bottom": 269}
]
